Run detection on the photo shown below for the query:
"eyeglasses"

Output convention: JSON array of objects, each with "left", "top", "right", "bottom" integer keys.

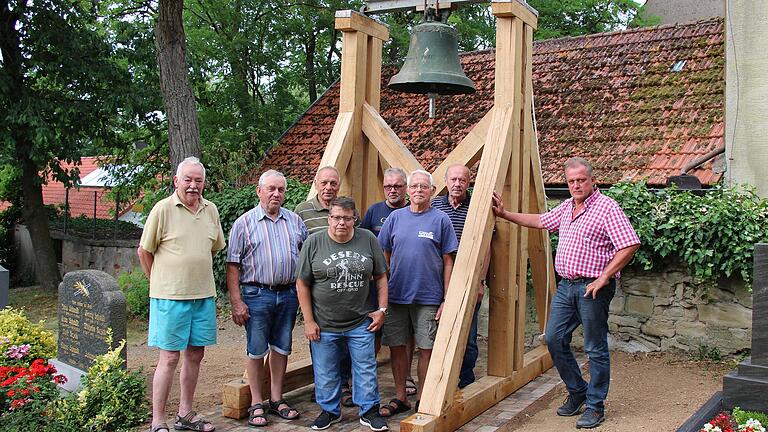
[
  {"left": 408, "top": 184, "right": 431, "bottom": 191},
  {"left": 383, "top": 184, "right": 405, "bottom": 190},
  {"left": 329, "top": 215, "right": 356, "bottom": 223}
]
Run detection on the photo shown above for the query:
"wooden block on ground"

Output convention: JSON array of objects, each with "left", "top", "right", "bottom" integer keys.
[
  {"left": 223, "top": 378, "right": 251, "bottom": 409},
  {"left": 222, "top": 405, "right": 249, "bottom": 420}
]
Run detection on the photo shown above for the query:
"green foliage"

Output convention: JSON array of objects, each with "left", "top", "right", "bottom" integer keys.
[
  {"left": 51, "top": 338, "right": 147, "bottom": 432},
  {"left": 528, "top": 0, "right": 647, "bottom": 40},
  {"left": 604, "top": 182, "right": 768, "bottom": 287},
  {"left": 732, "top": 407, "right": 768, "bottom": 428},
  {"left": 205, "top": 177, "right": 310, "bottom": 293},
  {"left": 0, "top": 308, "right": 56, "bottom": 367},
  {"left": 116, "top": 269, "right": 150, "bottom": 320},
  {"left": 692, "top": 344, "right": 722, "bottom": 362}
]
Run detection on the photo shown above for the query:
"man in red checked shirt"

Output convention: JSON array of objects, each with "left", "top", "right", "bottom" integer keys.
[{"left": 492, "top": 157, "right": 640, "bottom": 429}]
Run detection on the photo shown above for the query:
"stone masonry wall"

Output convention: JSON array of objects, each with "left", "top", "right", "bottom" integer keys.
[
  {"left": 478, "top": 264, "right": 753, "bottom": 356},
  {"left": 51, "top": 230, "right": 140, "bottom": 279},
  {"left": 609, "top": 265, "right": 752, "bottom": 355}
]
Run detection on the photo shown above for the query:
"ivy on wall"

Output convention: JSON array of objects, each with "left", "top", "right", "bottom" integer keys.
[{"left": 604, "top": 182, "right": 768, "bottom": 288}]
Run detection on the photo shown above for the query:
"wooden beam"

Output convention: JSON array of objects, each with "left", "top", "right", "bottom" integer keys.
[
  {"left": 307, "top": 112, "right": 355, "bottom": 201},
  {"left": 335, "top": 10, "right": 390, "bottom": 41},
  {"left": 361, "top": 103, "right": 423, "bottom": 173},
  {"left": 491, "top": 0, "right": 539, "bottom": 29},
  {"left": 487, "top": 13, "right": 525, "bottom": 378},
  {"left": 432, "top": 108, "right": 494, "bottom": 195},
  {"left": 416, "top": 104, "right": 517, "bottom": 417},
  {"left": 401, "top": 346, "right": 551, "bottom": 431}
]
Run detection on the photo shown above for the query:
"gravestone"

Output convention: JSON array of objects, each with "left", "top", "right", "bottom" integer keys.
[
  {"left": 0, "top": 265, "right": 8, "bottom": 309},
  {"left": 723, "top": 243, "right": 768, "bottom": 412},
  {"left": 50, "top": 270, "right": 127, "bottom": 392}
]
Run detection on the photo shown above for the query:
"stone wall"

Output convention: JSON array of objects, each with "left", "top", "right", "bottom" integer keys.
[
  {"left": 478, "top": 264, "right": 753, "bottom": 356},
  {"left": 51, "top": 230, "right": 140, "bottom": 279},
  {"left": 610, "top": 266, "right": 752, "bottom": 355}
]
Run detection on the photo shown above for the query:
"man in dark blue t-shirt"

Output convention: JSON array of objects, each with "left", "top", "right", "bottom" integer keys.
[{"left": 361, "top": 167, "right": 409, "bottom": 236}]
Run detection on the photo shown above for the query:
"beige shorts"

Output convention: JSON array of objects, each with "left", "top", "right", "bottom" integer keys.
[{"left": 382, "top": 303, "right": 439, "bottom": 349}]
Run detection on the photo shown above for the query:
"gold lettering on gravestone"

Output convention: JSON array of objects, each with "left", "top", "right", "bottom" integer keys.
[{"left": 58, "top": 279, "right": 112, "bottom": 371}]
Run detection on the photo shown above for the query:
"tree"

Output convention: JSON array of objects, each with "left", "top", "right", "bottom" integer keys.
[
  {"left": 156, "top": 0, "right": 201, "bottom": 171},
  {"left": 0, "top": 0, "right": 140, "bottom": 290},
  {"left": 529, "top": 0, "right": 649, "bottom": 40}
]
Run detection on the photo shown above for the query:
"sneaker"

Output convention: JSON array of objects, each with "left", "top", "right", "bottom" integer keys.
[
  {"left": 311, "top": 410, "right": 341, "bottom": 430},
  {"left": 360, "top": 405, "right": 389, "bottom": 431},
  {"left": 556, "top": 392, "right": 586, "bottom": 417},
  {"left": 576, "top": 408, "right": 605, "bottom": 429}
]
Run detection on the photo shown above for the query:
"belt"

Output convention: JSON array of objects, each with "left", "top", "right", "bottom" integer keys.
[
  {"left": 562, "top": 277, "right": 612, "bottom": 283},
  {"left": 243, "top": 282, "right": 294, "bottom": 291}
]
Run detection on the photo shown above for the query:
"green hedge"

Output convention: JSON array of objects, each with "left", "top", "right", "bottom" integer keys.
[{"left": 603, "top": 182, "right": 768, "bottom": 288}]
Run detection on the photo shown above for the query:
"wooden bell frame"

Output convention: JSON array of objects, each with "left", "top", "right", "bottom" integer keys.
[{"left": 222, "top": 1, "right": 557, "bottom": 429}]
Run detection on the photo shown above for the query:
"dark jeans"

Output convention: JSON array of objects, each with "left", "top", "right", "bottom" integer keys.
[
  {"left": 458, "top": 301, "right": 481, "bottom": 388},
  {"left": 544, "top": 278, "right": 615, "bottom": 413}
]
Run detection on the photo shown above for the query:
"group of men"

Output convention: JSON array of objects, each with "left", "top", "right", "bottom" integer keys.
[{"left": 141, "top": 155, "right": 639, "bottom": 432}]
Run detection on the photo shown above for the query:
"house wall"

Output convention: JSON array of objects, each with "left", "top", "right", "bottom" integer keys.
[
  {"left": 478, "top": 264, "right": 752, "bottom": 356},
  {"left": 641, "top": 0, "right": 723, "bottom": 25},
  {"left": 725, "top": 0, "right": 768, "bottom": 197}
]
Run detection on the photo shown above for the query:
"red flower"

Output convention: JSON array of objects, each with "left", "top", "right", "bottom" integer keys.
[
  {"left": 9, "top": 398, "right": 28, "bottom": 410},
  {"left": 6, "top": 389, "right": 15, "bottom": 397}
]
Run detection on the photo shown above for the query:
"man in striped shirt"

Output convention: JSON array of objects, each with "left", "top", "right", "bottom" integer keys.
[
  {"left": 295, "top": 166, "right": 341, "bottom": 235},
  {"left": 492, "top": 157, "right": 640, "bottom": 429},
  {"left": 226, "top": 169, "right": 308, "bottom": 427}
]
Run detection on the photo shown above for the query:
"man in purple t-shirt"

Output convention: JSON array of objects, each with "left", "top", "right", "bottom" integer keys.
[{"left": 377, "top": 169, "right": 458, "bottom": 416}]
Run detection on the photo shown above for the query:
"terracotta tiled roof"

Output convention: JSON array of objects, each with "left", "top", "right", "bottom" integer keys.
[
  {"left": 41, "top": 157, "right": 127, "bottom": 219},
  {"left": 251, "top": 17, "right": 724, "bottom": 187}
]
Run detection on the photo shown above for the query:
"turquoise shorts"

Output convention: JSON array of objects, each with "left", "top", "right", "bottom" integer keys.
[{"left": 148, "top": 297, "right": 217, "bottom": 351}]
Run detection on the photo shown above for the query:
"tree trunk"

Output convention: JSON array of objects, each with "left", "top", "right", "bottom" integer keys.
[
  {"left": 2, "top": 0, "right": 61, "bottom": 291},
  {"left": 305, "top": 30, "right": 318, "bottom": 103},
  {"left": 19, "top": 157, "right": 62, "bottom": 291},
  {"left": 155, "top": 0, "right": 201, "bottom": 171}
]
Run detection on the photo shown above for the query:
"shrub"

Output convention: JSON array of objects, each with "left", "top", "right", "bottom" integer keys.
[
  {"left": 51, "top": 338, "right": 147, "bottom": 431},
  {"left": 604, "top": 182, "right": 768, "bottom": 288},
  {"left": 117, "top": 268, "right": 150, "bottom": 319},
  {"left": 0, "top": 308, "right": 56, "bottom": 367}
]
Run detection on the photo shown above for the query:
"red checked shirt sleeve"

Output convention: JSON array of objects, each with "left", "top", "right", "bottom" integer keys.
[{"left": 538, "top": 190, "right": 640, "bottom": 280}]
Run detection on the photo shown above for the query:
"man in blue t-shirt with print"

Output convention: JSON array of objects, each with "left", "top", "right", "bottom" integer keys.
[
  {"left": 360, "top": 167, "right": 409, "bottom": 236},
  {"left": 377, "top": 169, "right": 458, "bottom": 417}
]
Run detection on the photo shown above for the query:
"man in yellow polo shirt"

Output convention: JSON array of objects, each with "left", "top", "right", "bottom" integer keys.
[{"left": 138, "top": 156, "right": 226, "bottom": 432}]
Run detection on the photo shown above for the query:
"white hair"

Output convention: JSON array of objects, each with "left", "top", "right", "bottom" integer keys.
[
  {"left": 176, "top": 156, "right": 206, "bottom": 179},
  {"left": 258, "top": 169, "right": 287, "bottom": 187},
  {"left": 407, "top": 169, "right": 433, "bottom": 187}
]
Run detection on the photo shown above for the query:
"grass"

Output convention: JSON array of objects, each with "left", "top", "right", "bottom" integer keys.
[{"left": 7, "top": 285, "right": 149, "bottom": 344}]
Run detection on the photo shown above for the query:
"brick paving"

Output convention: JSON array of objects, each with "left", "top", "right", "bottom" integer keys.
[{"left": 199, "top": 349, "right": 584, "bottom": 432}]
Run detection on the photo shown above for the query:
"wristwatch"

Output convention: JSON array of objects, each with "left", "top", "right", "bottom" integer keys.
[{"left": 378, "top": 307, "right": 388, "bottom": 313}]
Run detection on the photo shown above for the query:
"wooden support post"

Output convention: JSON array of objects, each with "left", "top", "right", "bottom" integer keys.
[{"left": 402, "top": 2, "right": 550, "bottom": 430}]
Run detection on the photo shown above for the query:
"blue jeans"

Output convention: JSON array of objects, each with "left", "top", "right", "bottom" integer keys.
[
  {"left": 310, "top": 318, "right": 379, "bottom": 416},
  {"left": 458, "top": 301, "right": 481, "bottom": 388},
  {"left": 242, "top": 285, "right": 299, "bottom": 359},
  {"left": 545, "top": 278, "right": 615, "bottom": 413}
]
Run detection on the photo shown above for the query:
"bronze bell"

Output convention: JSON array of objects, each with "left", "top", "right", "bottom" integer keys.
[{"left": 388, "top": 16, "right": 476, "bottom": 95}]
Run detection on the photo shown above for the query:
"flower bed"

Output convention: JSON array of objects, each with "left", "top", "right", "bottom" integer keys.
[
  {"left": 702, "top": 409, "right": 768, "bottom": 432},
  {"left": 0, "top": 307, "right": 147, "bottom": 431}
]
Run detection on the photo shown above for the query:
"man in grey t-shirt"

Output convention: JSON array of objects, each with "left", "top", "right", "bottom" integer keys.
[{"left": 296, "top": 197, "right": 390, "bottom": 431}]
